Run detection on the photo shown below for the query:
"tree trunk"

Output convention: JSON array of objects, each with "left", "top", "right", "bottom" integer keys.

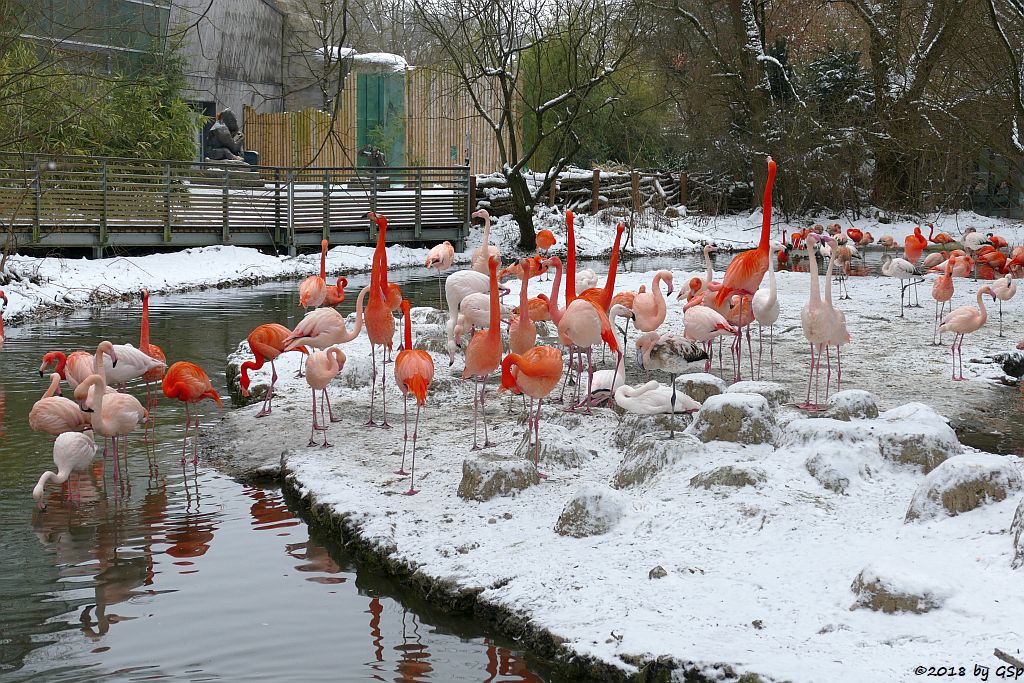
[
  {"left": 871, "top": 104, "right": 917, "bottom": 209},
  {"left": 507, "top": 171, "right": 537, "bottom": 250}
]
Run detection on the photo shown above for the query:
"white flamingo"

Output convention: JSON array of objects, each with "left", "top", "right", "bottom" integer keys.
[
  {"left": 614, "top": 380, "right": 701, "bottom": 415},
  {"left": 990, "top": 274, "right": 1016, "bottom": 337},
  {"left": 880, "top": 254, "right": 924, "bottom": 316},
  {"left": 32, "top": 431, "right": 98, "bottom": 509},
  {"left": 800, "top": 234, "right": 833, "bottom": 409},
  {"left": 751, "top": 248, "right": 780, "bottom": 379}
]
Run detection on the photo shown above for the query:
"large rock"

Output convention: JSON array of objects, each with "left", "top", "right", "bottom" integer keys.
[
  {"left": 905, "top": 453, "right": 1024, "bottom": 522},
  {"left": 875, "top": 403, "right": 961, "bottom": 473},
  {"left": 725, "top": 381, "right": 790, "bottom": 408},
  {"left": 690, "top": 464, "right": 766, "bottom": 490},
  {"left": 993, "top": 349, "right": 1024, "bottom": 379},
  {"left": 805, "top": 451, "right": 875, "bottom": 495},
  {"left": 612, "top": 433, "right": 700, "bottom": 488},
  {"left": 678, "top": 373, "right": 726, "bottom": 403},
  {"left": 513, "top": 423, "right": 594, "bottom": 469},
  {"left": 825, "top": 390, "right": 879, "bottom": 421},
  {"left": 613, "top": 412, "right": 692, "bottom": 450},
  {"left": 686, "top": 393, "right": 776, "bottom": 445},
  {"left": 1012, "top": 498, "right": 1024, "bottom": 570},
  {"left": 850, "top": 562, "right": 951, "bottom": 614},
  {"left": 457, "top": 457, "right": 540, "bottom": 501},
  {"left": 554, "top": 484, "right": 626, "bottom": 537}
]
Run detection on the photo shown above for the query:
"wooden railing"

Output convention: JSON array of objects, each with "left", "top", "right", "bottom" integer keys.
[{"left": 0, "top": 154, "right": 471, "bottom": 255}]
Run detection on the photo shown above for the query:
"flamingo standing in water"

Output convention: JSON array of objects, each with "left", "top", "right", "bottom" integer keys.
[
  {"left": 74, "top": 373, "right": 147, "bottom": 479},
  {"left": 304, "top": 347, "right": 346, "bottom": 447},
  {"left": 242, "top": 323, "right": 308, "bottom": 417},
  {"left": 990, "top": 275, "right": 1017, "bottom": 337},
  {"left": 471, "top": 209, "right": 501, "bottom": 274},
  {"left": 89, "top": 340, "right": 165, "bottom": 391},
  {"left": 939, "top": 285, "right": 996, "bottom": 380},
  {"left": 394, "top": 301, "right": 434, "bottom": 493},
  {"left": 751, "top": 247, "right": 780, "bottom": 379},
  {"left": 39, "top": 350, "right": 93, "bottom": 388},
  {"left": 424, "top": 240, "right": 455, "bottom": 308},
  {"left": 499, "top": 345, "right": 563, "bottom": 475},
  {"left": 161, "top": 362, "right": 223, "bottom": 464},
  {"left": 299, "top": 240, "right": 329, "bottom": 310},
  {"left": 799, "top": 234, "right": 832, "bottom": 409},
  {"left": 139, "top": 289, "right": 166, "bottom": 432},
  {"left": 463, "top": 256, "right": 503, "bottom": 450},
  {"left": 33, "top": 431, "right": 98, "bottom": 509},
  {"left": 0, "top": 290, "right": 6, "bottom": 350},
  {"left": 29, "top": 373, "right": 92, "bottom": 436},
  {"left": 931, "top": 257, "right": 956, "bottom": 345}
]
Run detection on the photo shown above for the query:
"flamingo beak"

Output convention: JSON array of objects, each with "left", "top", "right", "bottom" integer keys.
[
  {"left": 666, "top": 283, "right": 674, "bottom": 296},
  {"left": 38, "top": 370, "right": 44, "bottom": 377},
  {"left": 78, "top": 400, "right": 94, "bottom": 413}
]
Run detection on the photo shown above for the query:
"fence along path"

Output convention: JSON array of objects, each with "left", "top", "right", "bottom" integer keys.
[{"left": 0, "top": 154, "right": 470, "bottom": 255}]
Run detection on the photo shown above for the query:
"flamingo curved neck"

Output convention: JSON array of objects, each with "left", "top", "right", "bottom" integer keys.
[
  {"left": 140, "top": 293, "right": 151, "bottom": 353},
  {"left": 518, "top": 265, "right": 531, "bottom": 329},
  {"left": 403, "top": 304, "right": 413, "bottom": 349},
  {"left": 704, "top": 247, "right": 714, "bottom": 283},
  {"left": 823, "top": 247, "right": 836, "bottom": 306},
  {"left": 547, "top": 259, "right": 565, "bottom": 324},
  {"left": 566, "top": 213, "right": 577, "bottom": 302},
  {"left": 339, "top": 287, "right": 369, "bottom": 344},
  {"left": 758, "top": 159, "right": 777, "bottom": 253},
  {"left": 765, "top": 251, "right": 778, "bottom": 308},
  {"left": 601, "top": 227, "right": 625, "bottom": 306},
  {"left": 43, "top": 373, "right": 60, "bottom": 398},
  {"left": 976, "top": 289, "right": 989, "bottom": 324},
  {"left": 807, "top": 237, "right": 821, "bottom": 303},
  {"left": 487, "top": 264, "right": 500, "bottom": 335}
]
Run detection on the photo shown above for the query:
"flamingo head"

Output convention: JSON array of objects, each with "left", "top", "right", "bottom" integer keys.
[
  {"left": 980, "top": 285, "right": 997, "bottom": 300},
  {"left": 471, "top": 209, "right": 489, "bottom": 225},
  {"left": 634, "top": 331, "right": 659, "bottom": 369}
]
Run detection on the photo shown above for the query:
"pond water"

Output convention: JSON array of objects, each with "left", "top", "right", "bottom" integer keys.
[
  {"left": 1, "top": 249, "right": 1021, "bottom": 681},
  {"left": 0, "top": 273, "right": 560, "bottom": 682}
]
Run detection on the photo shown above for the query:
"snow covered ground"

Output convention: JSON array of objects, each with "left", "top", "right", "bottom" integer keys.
[{"left": 211, "top": 257, "right": 1024, "bottom": 682}]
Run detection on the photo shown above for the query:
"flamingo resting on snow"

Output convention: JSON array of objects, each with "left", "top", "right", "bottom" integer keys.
[
  {"left": 33, "top": 431, "right": 98, "bottom": 509},
  {"left": 939, "top": 285, "right": 995, "bottom": 381},
  {"left": 634, "top": 332, "right": 708, "bottom": 437},
  {"left": 394, "top": 300, "right": 434, "bottom": 493},
  {"left": 161, "top": 362, "right": 223, "bottom": 464}
]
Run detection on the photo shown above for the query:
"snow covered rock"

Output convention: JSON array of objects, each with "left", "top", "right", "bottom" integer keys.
[
  {"left": 554, "top": 485, "right": 626, "bottom": 538},
  {"left": 805, "top": 451, "right": 875, "bottom": 495},
  {"left": 874, "top": 403, "right": 961, "bottom": 473},
  {"left": 725, "top": 380, "right": 790, "bottom": 408},
  {"left": 612, "top": 433, "right": 700, "bottom": 488},
  {"left": 677, "top": 373, "right": 726, "bottom": 403},
  {"left": 457, "top": 456, "right": 540, "bottom": 501},
  {"left": 850, "top": 562, "right": 952, "bottom": 614},
  {"left": 686, "top": 393, "right": 776, "bottom": 445},
  {"left": 612, "top": 412, "right": 694, "bottom": 450},
  {"left": 513, "top": 423, "right": 594, "bottom": 469},
  {"left": 409, "top": 306, "right": 447, "bottom": 327},
  {"left": 993, "top": 349, "right": 1024, "bottom": 379},
  {"left": 690, "top": 465, "right": 766, "bottom": 490},
  {"left": 825, "top": 390, "right": 879, "bottom": 421},
  {"left": 226, "top": 341, "right": 263, "bottom": 408},
  {"left": 905, "top": 453, "right": 1023, "bottom": 522},
  {"left": 1011, "top": 498, "right": 1024, "bottom": 570}
]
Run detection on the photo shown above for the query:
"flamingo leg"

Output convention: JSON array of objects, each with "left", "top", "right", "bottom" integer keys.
[
  {"left": 471, "top": 376, "right": 482, "bottom": 451},
  {"left": 579, "top": 347, "right": 594, "bottom": 415},
  {"left": 769, "top": 325, "right": 775, "bottom": 380},
  {"left": 366, "top": 344, "right": 378, "bottom": 427},
  {"left": 534, "top": 397, "right": 547, "bottom": 478},
  {"left": 824, "top": 346, "right": 832, "bottom": 403},
  {"left": 669, "top": 373, "right": 677, "bottom": 439},
  {"left": 380, "top": 350, "right": 391, "bottom": 428},
  {"left": 192, "top": 415, "right": 200, "bottom": 464},
  {"left": 319, "top": 390, "right": 332, "bottom": 447},
  {"left": 756, "top": 325, "right": 764, "bottom": 380},
  {"left": 802, "top": 342, "right": 815, "bottom": 409},
  {"left": 180, "top": 403, "right": 191, "bottom": 464},
  {"left": 717, "top": 337, "right": 724, "bottom": 373},
  {"left": 481, "top": 375, "right": 494, "bottom": 448},
  {"left": 257, "top": 361, "right": 277, "bottom": 417},
  {"left": 404, "top": 403, "right": 421, "bottom": 496},
  {"left": 325, "top": 386, "right": 341, "bottom": 422},
  {"left": 309, "top": 388, "right": 319, "bottom": 446},
  {"left": 397, "top": 394, "right": 410, "bottom": 475},
  {"left": 999, "top": 299, "right": 1004, "bottom": 337}
]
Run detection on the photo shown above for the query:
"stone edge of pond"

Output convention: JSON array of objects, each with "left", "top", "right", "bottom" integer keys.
[{"left": 276, "top": 463, "right": 769, "bottom": 683}]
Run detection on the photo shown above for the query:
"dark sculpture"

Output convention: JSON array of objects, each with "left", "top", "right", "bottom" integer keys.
[
  {"left": 206, "top": 108, "right": 247, "bottom": 164},
  {"left": 360, "top": 144, "right": 387, "bottom": 168}
]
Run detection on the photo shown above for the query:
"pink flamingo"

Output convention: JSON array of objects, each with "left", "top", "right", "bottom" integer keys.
[
  {"left": 241, "top": 323, "right": 309, "bottom": 417},
  {"left": 323, "top": 277, "right": 349, "bottom": 308},
  {"left": 931, "top": 257, "right": 956, "bottom": 345},
  {"left": 29, "top": 373, "right": 92, "bottom": 436},
  {"left": 632, "top": 270, "right": 674, "bottom": 333},
  {"left": 470, "top": 209, "right": 501, "bottom": 274},
  {"left": 939, "top": 285, "right": 995, "bottom": 380},
  {"left": 551, "top": 284, "right": 619, "bottom": 414},
  {"left": 32, "top": 431, "right": 98, "bottom": 509},
  {"left": 462, "top": 256, "right": 502, "bottom": 450},
  {"left": 39, "top": 350, "right": 93, "bottom": 388},
  {"left": 822, "top": 237, "right": 850, "bottom": 397},
  {"left": 284, "top": 286, "right": 367, "bottom": 352},
  {"left": 499, "top": 345, "right": 563, "bottom": 475},
  {"left": 425, "top": 241, "right": 456, "bottom": 308},
  {"left": 799, "top": 234, "right": 833, "bottom": 409},
  {"left": 74, "top": 373, "right": 147, "bottom": 479},
  {"left": 304, "top": 347, "right": 346, "bottom": 447},
  {"left": 751, "top": 247, "right": 780, "bottom": 378},
  {"left": 682, "top": 304, "right": 738, "bottom": 372},
  {"left": 394, "top": 300, "right": 435, "bottom": 493},
  {"left": 509, "top": 259, "right": 537, "bottom": 355},
  {"left": 299, "top": 239, "right": 329, "bottom": 310},
  {"left": 990, "top": 274, "right": 1017, "bottom": 337}
]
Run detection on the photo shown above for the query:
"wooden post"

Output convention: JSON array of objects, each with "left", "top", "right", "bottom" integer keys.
[
  {"left": 273, "top": 168, "right": 282, "bottom": 244},
  {"left": 286, "top": 169, "right": 295, "bottom": 255},
  {"left": 631, "top": 170, "right": 641, "bottom": 213},
  {"left": 414, "top": 170, "right": 422, "bottom": 238},
  {"left": 98, "top": 162, "right": 107, "bottom": 247},
  {"left": 547, "top": 177, "right": 557, "bottom": 207},
  {"left": 163, "top": 163, "right": 172, "bottom": 243},
  {"left": 464, "top": 171, "right": 474, "bottom": 251},
  {"left": 32, "top": 166, "right": 41, "bottom": 244},
  {"left": 322, "top": 169, "right": 330, "bottom": 241},
  {"left": 468, "top": 174, "right": 477, "bottom": 215},
  {"left": 679, "top": 171, "right": 689, "bottom": 206},
  {"left": 590, "top": 168, "right": 601, "bottom": 214},
  {"left": 221, "top": 168, "right": 230, "bottom": 242},
  {"left": 369, "top": 172, "right": 379, "bottom": 242}
]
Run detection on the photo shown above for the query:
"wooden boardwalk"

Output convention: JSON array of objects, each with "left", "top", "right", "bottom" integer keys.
[{"left": 0, "top": 154, "right": 471, "bottom": 256}]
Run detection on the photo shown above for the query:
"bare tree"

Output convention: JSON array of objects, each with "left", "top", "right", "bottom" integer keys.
[
  {"left": 413, "top": 0, "right": 645, "bottom": 249},
  {"left": 988, "top": 0, "right": 1024, "bottom": 152}
]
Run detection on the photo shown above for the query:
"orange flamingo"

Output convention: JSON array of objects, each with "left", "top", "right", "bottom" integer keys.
[
  {"left": 367, "top": 212, "right": 403, "bottom": 353},
  {"left": 29, "top": 372, "right": 92, "bottom": 436},
  {"left": 365, "top": 239, "right": 396, "bottom": 427},
  {"left": 39, "top": 350, "right": 93, "bottom": 388},
  {"left": 632, "top": 270, "right": 674, "bottom": 333},
  {"left": 931, "top": 256, "right": 956, "bottom": 345},
  {"left": 499, "top": 345, "right": 563, "bottom": 474},
  {"left": 536, "top": 229, "right": 556, "bottom": 254},
  {"left": 564, "top": 210, "right": 578, "bottom": 303},
  {"left": 161, "top": 362, "right": 223, "bottom": 464},
  {"left": 304, "top": 347, "right": 346, "bottom": 447},
  {"left": 394, "top": 300, "right": 434, "bottom": 493},
  {"left": 323, "top": 277, "right": 348, "bottom": 307},
  {"left": 509, "top": 259, "right": 537, "bottom": 355},
  {"left": 846, "top": 227, "right": 863, "bottom": 244},
  {"left": 514, "top": 293, "right": 551, "bottom": 323},
  {"left": 299, "top": 239, "right": 329, "bottom": 310},
  {"left": 578, "top": 223, "right": 626, "bottom": 311},
  {"left": 462, "top": 256, "right": 502, "bottom": 450},
  {"left": 928, "top": 223, "right": 955, "bottom": 245},
  {"left": 139, "top": 289, "right": 166, "bottom": 415},
  {"left": 903, "top": 227, "right": 927, "bottom": 265},
  {"left": 241, "top": 323, "right": 308, "bottom": 417},
  {"left": 988, "top": 233, "right": 1009, "bottom": 249}
]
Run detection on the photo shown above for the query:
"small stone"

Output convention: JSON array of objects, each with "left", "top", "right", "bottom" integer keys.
[
  {"left": 487, "top": 517, "right": 497, "bottom": 525},
  {"left": 554, "top": 484, "right": 626, "bottom": 537},
  {"left": 690, "top": 465, "right": 766, "bottom": 490},
  {"left": 503, "top": 512, "right": 513, "bottom": 520},
  {"left": 850, "top": 563, "right": 951, "bottom": 614},
  {"left": 678, "top": 373, "right": 727, "bottom": 403},
  {"left": 457, "top": 457, "right": 540, "bottom": 501},
  {"left": 905, "top": 453, "right": 1024, "bottom": 522},
  {"left": 686, "top": 393, "right": 777, "bottom": 445},
  {"left": 805, "top": 451, "right": 875, "bottom": 495},
  {"left": 825, "top": 390, "right": 879, "bottom": 421},
  {"left": 649, "top": 565, "right": 668, "bottom": 579},
  {"left": 726, "top": 381, "right": 790, "bottom": 408},
  {"left": 1011, "top": 498, "right": 1023, "bottom": 570},
  {"left": 751, "top": 619, "right": 764, "bottom": 630}
]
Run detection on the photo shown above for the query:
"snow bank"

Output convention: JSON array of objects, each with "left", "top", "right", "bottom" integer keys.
[{"left": 905, "top": 452, "right": 1024, "bottom": 521}]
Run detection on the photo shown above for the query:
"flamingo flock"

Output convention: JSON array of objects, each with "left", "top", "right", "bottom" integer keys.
[{"left": 16, "top": 154, "right": 1024, "bottom": 509}]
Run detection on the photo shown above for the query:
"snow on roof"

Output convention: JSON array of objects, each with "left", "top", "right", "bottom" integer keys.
[
  {"left": 314, "top": 46, "right": 356, "bottom": 61},
  {"left": 352, "top": 52, "right": 408, "bottom": 72}
]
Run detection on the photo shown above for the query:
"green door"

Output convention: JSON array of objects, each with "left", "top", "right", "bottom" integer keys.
[{"left": 356, "top": 72, "right": 405, "bottom": 166}]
